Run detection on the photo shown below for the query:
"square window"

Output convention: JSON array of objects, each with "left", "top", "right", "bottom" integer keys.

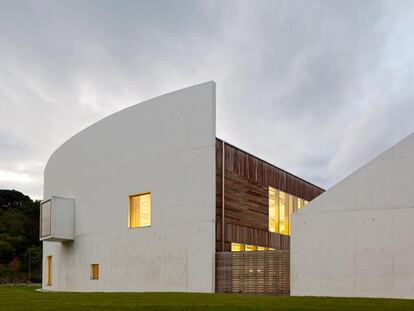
[{"left": 128, "top": 193, "right": 151, "bottom": 228}]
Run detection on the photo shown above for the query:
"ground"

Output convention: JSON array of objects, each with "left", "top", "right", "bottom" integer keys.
[{"left": 1, "top": 286, "right": 414, "bottom": 310}]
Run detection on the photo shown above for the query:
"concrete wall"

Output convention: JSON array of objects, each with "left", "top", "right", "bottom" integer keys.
[
  {"left": 42, "top": 81, "right": 216, "bottom": 292},
  {"left": 291, "top": 132, "right": 414, "bottom": 299}
]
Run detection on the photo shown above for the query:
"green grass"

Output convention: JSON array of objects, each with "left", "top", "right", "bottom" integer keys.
[{"left": 1, "top": 286, "right": 414, "bottom": 311}]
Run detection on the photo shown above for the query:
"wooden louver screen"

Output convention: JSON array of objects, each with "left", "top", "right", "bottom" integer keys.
[{"left": 216, "top": 250, "right": 290, "bottom": 295}]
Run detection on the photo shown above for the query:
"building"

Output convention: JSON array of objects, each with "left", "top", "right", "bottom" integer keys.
[
  {"left": 292, "top": 131, "right": 414, "bottom": 299},
  {"left": 40, "top": 81, "right": 323, "bottom": 293}
]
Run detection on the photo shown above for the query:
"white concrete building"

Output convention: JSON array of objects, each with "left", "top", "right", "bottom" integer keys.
[
  {"left": 42, "top": 80, "right": 414, "bottom": 297},
  {"left": 41, "top": 82, "right": 216, "bottom": 292},
  {"left": 292, "top": 132, "right": 414, "bottom": 299}
]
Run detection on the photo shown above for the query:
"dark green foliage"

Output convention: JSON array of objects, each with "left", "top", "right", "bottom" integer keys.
[
  {"left": 2, "top": 286, "right": 414, "bottom": 311},
  {"left": 0, "top": 190, "right": 41, "bottom": 283}
]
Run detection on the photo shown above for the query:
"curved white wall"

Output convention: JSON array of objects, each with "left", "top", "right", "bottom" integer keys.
[
  {"left": 292, "top": 132, "right": 414, "bottom": 298},
  {"left": 42, "top": 81, "right": 216, "bottom": 292}
]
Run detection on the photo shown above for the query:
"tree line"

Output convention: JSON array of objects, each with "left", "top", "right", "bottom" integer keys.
[{"left": 0, "top": 189, "right": 41, "bottom": 283}]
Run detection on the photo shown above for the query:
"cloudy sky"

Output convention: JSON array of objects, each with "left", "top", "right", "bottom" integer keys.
[{"left": 0, "top": 0, "right": 414, "bottom": 199}]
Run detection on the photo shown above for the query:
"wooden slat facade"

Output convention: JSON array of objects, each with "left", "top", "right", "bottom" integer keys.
[
  {"left": 216, "top": 138, "right": 324, "bottom": 252},
  {"left": 216, "top": 251, "right": 290, "bottom": 295}
]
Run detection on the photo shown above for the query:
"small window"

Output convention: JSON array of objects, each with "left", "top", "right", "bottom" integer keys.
[
  {"left": 245, "top": 245, "right": 257, "bottom": 252},
  {"left": 46, "top": 256, "right": 52, "bottom": 286},
  {"left": 129, "top": 193, "right": 151, "bottom": 228},
  {"left": 90, "top": 264, "right": 99, "bottom": 280},
  {"left": 231, "top": 243, "right": 245, "bottom": 252}
]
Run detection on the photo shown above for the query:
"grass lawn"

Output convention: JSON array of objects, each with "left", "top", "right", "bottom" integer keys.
[{"left": 1, "top": 286, "right": 414, "bottom": 311}]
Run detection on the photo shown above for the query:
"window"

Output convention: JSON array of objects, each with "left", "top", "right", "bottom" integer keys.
[
  {"left": 268, "top": 187, "right": 279, "bottom": 233},
  {"left": 46, "top": 256, "right": 52, "bottom": 286},
  {"left": 231, "top": 243, "right": 245, "bottom": 252},
  {"left": 297, "top": 198, "right": 304, "bottom": 210},
  {"left": 279, "top": 191, "right": 289, "bottom": 235},
  {"left": 128, "top": 193, "right": 151, "bottom": 228},
  {"left": 90, "top": 264, "right": 99, "bottom": 280},
  {"left": 41, "top": 200, "right": 51, "bottom": 237},
  {"left": 231, "top": 243, "right": 273, "bottom": 252},
  {"left": 245, "top": 245, "right": 257, "bottom": 252},
  {"left": 269, "top": 186, "right": 308, "bottom": 236}
]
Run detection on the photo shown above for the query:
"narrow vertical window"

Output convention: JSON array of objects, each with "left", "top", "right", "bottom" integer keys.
[
  {"left": 46, "top": 256, "right": 52, "bottom": 286},
  {"left": 90, "top": 264, "right": 99, "bottom": 280},
  {"left": 288, "top": 194, "right": 294, "bottom": 235},
  {"left": 268, "top": 187, "right": 279, "bottom": 233},
  {"left": 129, "top": 193, "right": 151, "bottom": 228},
  {"left": 279, "top": 191, "right": 289, "bottom": 235},
  {"left": 297, "top": 198, "right": 304, "bottom": 210}
]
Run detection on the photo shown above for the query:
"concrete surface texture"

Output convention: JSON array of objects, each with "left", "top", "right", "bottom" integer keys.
[
  {"left": 42, "top": 81, "right": 216, "bottom": 292},
  {"left": 291, "top": 132, "right": 414, "bottom": 299}
]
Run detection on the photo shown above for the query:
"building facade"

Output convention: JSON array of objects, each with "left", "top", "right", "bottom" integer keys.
[
  {"left": 40, "top": 81, "right": 323, "bottom": 293},
  {"left": 291, "top": 132, "right": 414, "bottom": 299}
]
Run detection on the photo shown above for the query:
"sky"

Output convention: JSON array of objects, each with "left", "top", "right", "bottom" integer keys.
[{"left": 0, "top": 0, "right": 414, "bottom": 200}]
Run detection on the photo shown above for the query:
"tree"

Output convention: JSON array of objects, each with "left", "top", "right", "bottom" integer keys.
[{"left": 0, "top": 190, "right": 41, "bottom": 283}]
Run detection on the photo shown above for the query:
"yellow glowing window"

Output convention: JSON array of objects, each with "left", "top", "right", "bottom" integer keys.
[
  {"left": 46, "top": 256, "right": 52, "bottom": 286},
  {"left": 304, "top": 200, "right": 309, "bottom": 205},
  {"left": 245, "top": 245, "right": 257, "bottom": 252},
  {"left": 268, "top": 187, "right": 279, "bottom": 233},
  {"left": 231, "top": 243, "right": 245, "bottom": 252},
  {"left": 90, "top": 264, "right": 99, "bottom": 280},
  {"left": 129, "top": 193, "right": 151, "bottom": 228},
  {"left": 297, "top": 198, "right": 304, "bottom": 210},
  {"left": 231, "top": 243, "right": 273, "bottom": 252},
  {"left": 279, "top": 191, "right": 289, "bottom": 235}
]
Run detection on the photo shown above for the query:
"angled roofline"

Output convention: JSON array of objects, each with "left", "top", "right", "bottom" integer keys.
[{"left": 216, "top": 137, "right": 325, "bottom": 191}]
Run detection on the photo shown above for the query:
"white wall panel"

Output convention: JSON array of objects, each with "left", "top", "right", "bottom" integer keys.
[
  {"left": 42, "top": 82, "right": 216, "bottom": 292},
  {"left": 292, "top": 132, "right": 414, "bottom": 298}
]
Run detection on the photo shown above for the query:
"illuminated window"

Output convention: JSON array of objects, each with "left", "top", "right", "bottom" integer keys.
[
  {"left": 245, "top": 245, "right": 257, "bottom": 252},
  {"left": 269, "top": 186, "right": 309, "bottom": 236},
  {"left": 41, "top": 200, "right": 51, "bottom": 237},
  {"left": 46, "top": 256, "right": 52, "bottom": 286},
  {"left": 268, "top": 187, "right": 279, "bottom": 233},
  {"left": 231, "top": 243, "right": 273, "bottom": 252},
  {"left": 231, "top": 243, "right": 245, "bottom": 252},
  {"left": 279, "top": 191, "right": 290, "bottom": 235},
  {"left": 129, "top": 193, "right": 151, "bottom": 228},
  {"left": 90, "top": 264, "right": 99, "bottom": 280}
]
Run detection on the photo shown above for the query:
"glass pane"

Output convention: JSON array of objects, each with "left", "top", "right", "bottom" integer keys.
[
  {"left": 268, "top": 187, "right": 279, "bottom": 233},
  {"left": 41, "top": 201, "right": 51, "bottom": 237},
  {"left": 139, "top": 193, "right": 151, "bottom": 226},
  {"left": 231, "top": 243, "right": 244, "bottom": 252},
  {"left": 279, "top": 191, "right": 289, "bottom": 235},
  {"left": 297, "top": 198, "right": 304, "bottom": 210},
  {"left": 129, "top": 193, "right": 151, "bottom": 228},
  {"left": 245, "top": 245, "right": 257, "bottom": 251}
]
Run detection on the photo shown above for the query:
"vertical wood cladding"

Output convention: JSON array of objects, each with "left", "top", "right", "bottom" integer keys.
[
  {"left": 216, "top": 138, "right": 324, "bottom": 252},
  {"left": 216, "top": 250, "right": 290, "bottom": 295}
]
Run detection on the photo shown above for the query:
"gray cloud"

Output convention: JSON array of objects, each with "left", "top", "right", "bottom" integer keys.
[{"left": 0, "top": 0, "right": 413, "bottom": 198}]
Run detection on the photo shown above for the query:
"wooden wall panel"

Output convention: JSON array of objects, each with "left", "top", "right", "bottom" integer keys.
[
  {"left": 216, "top": 250, "right": 290, "bottom": 295},
  {"left": 216, "top": 138, "right": 324, "bottom": 252}
]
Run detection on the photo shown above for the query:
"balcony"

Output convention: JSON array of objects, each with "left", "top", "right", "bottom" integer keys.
[{"left": 40, "top": 196, "right": 74, "bottom": 242}]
